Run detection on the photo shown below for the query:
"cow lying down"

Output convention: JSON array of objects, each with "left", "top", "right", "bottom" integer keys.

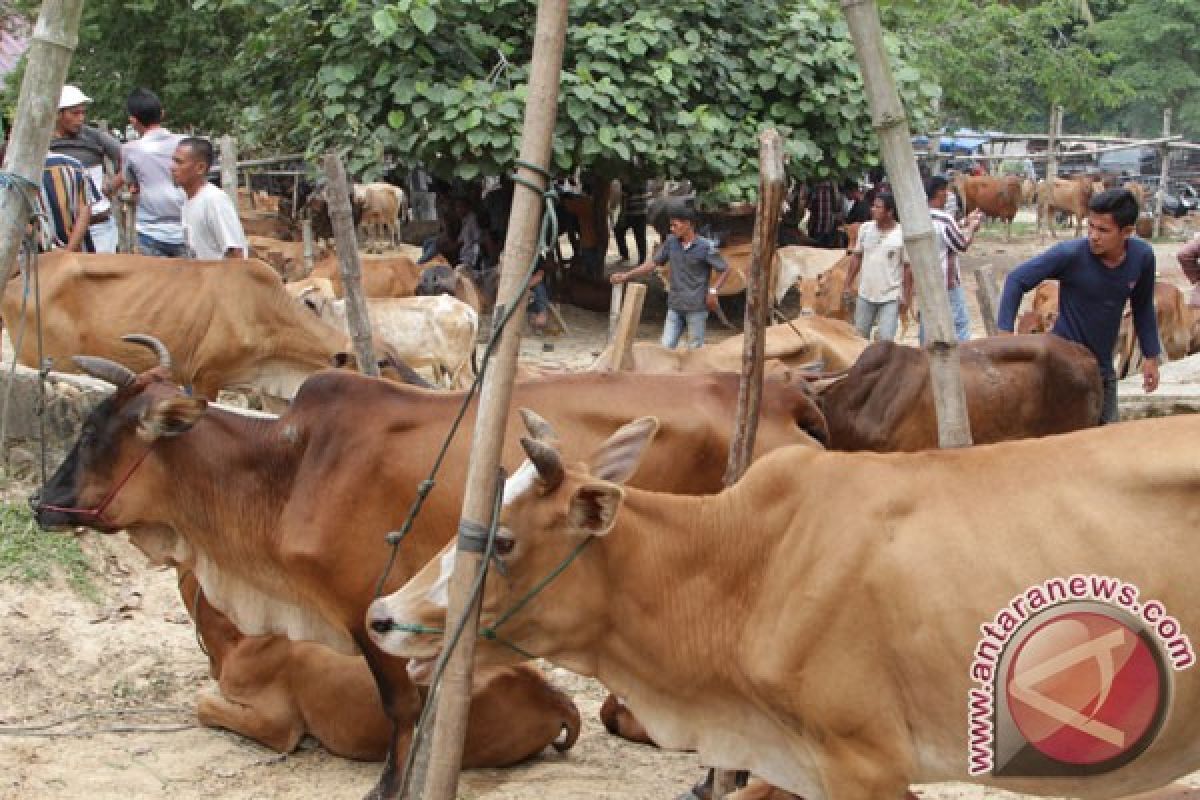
[
  {"left": 371, "top": 409, "right": 1200, "bottom": 799},
  {"left": 172, "top": 569, "right": 578, "bottom": 764}
]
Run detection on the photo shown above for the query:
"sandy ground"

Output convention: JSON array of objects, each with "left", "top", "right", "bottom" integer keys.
[{"left": 1, "top": 224, "right": 1199, "bottom": 800}]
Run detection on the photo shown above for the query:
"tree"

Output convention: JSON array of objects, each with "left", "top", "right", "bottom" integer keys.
[
  {"left": 237, "top": 0, "right": 936, "bottom": 200},
  {"left": 1090, "top": 0, "right": 1200, "bottom": 138}
]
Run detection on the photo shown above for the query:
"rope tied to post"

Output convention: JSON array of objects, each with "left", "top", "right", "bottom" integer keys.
[{"left": 372, "top": 161, "right": 559, "bottom": 600}]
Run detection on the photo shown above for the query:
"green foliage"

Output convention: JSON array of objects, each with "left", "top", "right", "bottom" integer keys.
[
  {"left": 882, "top": 0, "right": 1129, "bottom": 132},
  {"left": 0, "top": 501, "right": 97, "bottom": 600},
  {"left": 1090, "top": 0, "right": 1200, "bottom": 137},
  {"left": 237, "top": 0, "right": 936, "bottom": 200}
]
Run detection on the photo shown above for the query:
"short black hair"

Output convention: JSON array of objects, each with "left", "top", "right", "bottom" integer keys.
[
  {"left": 926, "top": 175, "right": 950, "bottom": 200},
  {"left": 1088, "top": 188, "right": 1140, "bottom": 228},
  {"left": 179, "top": 136, "right": 214, "bottom": 170},
  {"left": 667, "top": 205, "right": 696, "bottom": 224},
  {"left": 875, "top": 192, "right": 898, "bottom": 217},
  {"left": 126, "top": 88, "right": 163, "bottom": 126}
]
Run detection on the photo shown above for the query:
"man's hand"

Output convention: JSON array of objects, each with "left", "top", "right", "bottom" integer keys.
[
  {"left": 610, "top": 271, "right": 628, "bottom": 285},
  {"left": 706, "top": 289, "right": 719, "bottom": 313},
  {"left": 1143, "top": 357, "right": 1160, "bottom": 393}
]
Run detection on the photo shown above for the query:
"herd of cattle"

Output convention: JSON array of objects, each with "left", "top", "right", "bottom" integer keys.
[{"left": 12, "top": 196, "right": 1200, "bottom": 799}]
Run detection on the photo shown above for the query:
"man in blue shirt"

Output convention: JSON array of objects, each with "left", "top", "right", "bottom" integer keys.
[
  {"left": 610, "top": 208, "right": 728, "bottom": 349},
  {"left": 997, "top": 188, "right": 1160, "bottom": 423}
]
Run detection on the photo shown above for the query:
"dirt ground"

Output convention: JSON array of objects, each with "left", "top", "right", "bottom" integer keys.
[{"left": 1, "top": 225, "right": 1198, "bottom": 800}]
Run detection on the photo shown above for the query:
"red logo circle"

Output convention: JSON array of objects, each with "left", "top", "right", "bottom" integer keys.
[{"left": 1005, "top": 611, "right": 1163, "bottom": 766}]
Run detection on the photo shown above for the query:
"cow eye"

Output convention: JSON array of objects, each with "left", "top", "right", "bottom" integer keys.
[{"left": 493, "top": 535, "right": 515, "bottom": 557}]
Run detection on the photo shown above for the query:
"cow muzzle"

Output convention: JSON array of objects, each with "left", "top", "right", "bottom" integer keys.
[{"left": 366, "top": 596, "right": 444, "bottom": 660}]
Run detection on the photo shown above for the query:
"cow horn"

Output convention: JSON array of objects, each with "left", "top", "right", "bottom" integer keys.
[
  {"left": 519, "top": 408, "right": 560, "bottom": 446},
  {"left": 121, "top": 334, "right": 173, "bottom": 372},
  {"left": 520, "top": 437, "right": 564, "bottom": 491},
  {"left": 72, "top": 356, "right": 135, "bottom": 389}
]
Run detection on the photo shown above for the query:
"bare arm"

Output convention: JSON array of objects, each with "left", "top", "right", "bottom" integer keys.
[
  {"left": 65, "top": 196, "right": 91, "bottom": 252},
  {"left": 843, "top": 252, "right": 863, "bottom": 295}
]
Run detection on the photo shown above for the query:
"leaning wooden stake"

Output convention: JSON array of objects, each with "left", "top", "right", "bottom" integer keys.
[
  {"left": 842, "top": 0, "right": 972, "bottom": 448},
  {"left": 608, "top": 283, "right": 624, "bottom": 342},
  {"left": 0, "top": 0, "right": 86, "bottom": 284},
  {"left": 415, "top": 3, "right": 569, "bottom": 800},
  {"left": 1153, "top": 109, "right": 1172, "bottom": 240},
  {"left": 301, "top": 218, "right": 315, "bottom": 278},
  {"left": 607, "top": 282, "right": 647, "bottom": 370},
  {"left": 322, "top": 152, "right": 378, "bottom": 377},
  {"left": 220, "top": 135, "right": 238, "bottom": 212},
  {"left": 973, "top": 265, "right": 1000, "bottom": 338}
]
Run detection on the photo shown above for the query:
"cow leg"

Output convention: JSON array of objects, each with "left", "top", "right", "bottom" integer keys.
[{"left": 196, "top": 688, "right": 305, "bottom": 754}]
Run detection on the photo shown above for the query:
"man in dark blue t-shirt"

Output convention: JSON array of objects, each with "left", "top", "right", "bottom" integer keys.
[{"left": 996, "top": 188, "right": 1160, "bottom": 424}]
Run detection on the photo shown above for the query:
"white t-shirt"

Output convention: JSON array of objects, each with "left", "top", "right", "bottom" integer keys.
[
  {"left": 854, "top": 221, "right": 907, "bottom": 303},
  {"left": 182, "top": 183, "right": 248, "bottom": 260}
]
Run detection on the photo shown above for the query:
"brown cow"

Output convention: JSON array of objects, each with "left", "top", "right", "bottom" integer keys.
[
  {"left": 817, "top": 334, "right": 1102, "bottom": 451},
  {"left": 953, "top": 175, "right": 1023, "bottom": 241},
  {"left": 798, "top": 254, "right": 856, "bottom": 321},
  {"left": 247, "top": 235, "right": 326, "bottom": 281},
  {"left": 1037, "top": 175, "right": 1094, "bottom": 237},
  {"left": 310, "top": 252, "right": 422, "bottom": 298},
  {"left": 0, "top": 252, "right": 350, "bottom": 402},
  {"left": 175, "top": 569, "right": 579, "bottom": 764},
  {"left": 35, "top": 363, "right": 827, "bottom": 800},
  {"left": 1115, "top": 281, "right": 1190, "bottom": 378},
  {"left": 1015, "top": 280, "right": 1059, "bottom": 334}
]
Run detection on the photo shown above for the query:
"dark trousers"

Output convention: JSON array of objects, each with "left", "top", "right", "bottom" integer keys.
[
  {"left": 1100, "top": 375, "right": 1118, "bottom": 425},
  {"left": 615, "top": 213, "right": 647, "bottom": 264}
]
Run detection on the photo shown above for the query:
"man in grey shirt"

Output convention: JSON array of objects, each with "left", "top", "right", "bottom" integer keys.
[
  {"left": 49, "top": 85, "right": 123, "bottom": 253},
  {"left": 611, "top": 207, "right": 728, "bottom": 349},
  {"left": 122, "top": 88, "right": 186, "bottom": 257},
  {"left": 170, "top": 137, "right": 247, "bottom": 260}
]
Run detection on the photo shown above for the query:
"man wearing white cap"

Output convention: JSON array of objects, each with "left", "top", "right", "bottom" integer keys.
[{"left": 49, "top": 85, "right": 123, "bottom": 253}]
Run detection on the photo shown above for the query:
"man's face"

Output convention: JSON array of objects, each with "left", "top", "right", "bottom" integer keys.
[
  {"left": 669, "top": 218, "right": 693, "bottom": 239},
  {"left": 1086, "top": 211, "right": 1132, "bottom": 260},
  {"left": 171, "top": 144, "right": 201, "bottom": 188},
  {"left": 57, "top": 104, "right": 86, "bottom": 135}
]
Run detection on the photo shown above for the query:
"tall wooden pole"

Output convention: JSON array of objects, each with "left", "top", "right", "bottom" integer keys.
[
  {"left": 322, "top": 152, "right": 378, "bottom": 377},
  {"left": 841, "top": 0, "right": 972, "bottom": 448},
  {"left": 1153, "top": 109, "right": 1172, "bottom": 240},
  {"left": 415, "top": 3, "right": 568, "bottom": 800},
  {"left": 0, "top": 0, "right": 86, "bottom": 285},
  {"left": 1040, "top": 105, "right": 1063, "bottom": 237}
]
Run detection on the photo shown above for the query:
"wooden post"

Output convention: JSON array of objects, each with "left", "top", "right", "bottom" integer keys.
[
  {"left": 1153, "top": 109, "right": 1172, "bottom": 240},
  {"left": 841, "top": 0, "right": 973, "bottom": 448},
  {"left": 119, "top": 189, "right": 138, "bottom": 254},
  {"left": 723, "top": 128, "right": 785, "bottom": 486},
  {"left": 322, "top": 152, "right": 378, "bottom": 377},
  {"left": 220, "top": 135, "right": 238, "bottom": 212},
  {"left": 607, "top": 283, "right": 624, "bottom": 342},
  {"left": 414, "top": 3, "right": 569, "bottom": 800},
  {"left": 973, "top": 265, "right": 999, "bottom": 337},
  {"left": 301, "top": 218, "right": 315, "bottom": 278},
  {"left": 1040, "top": 105, "right": 1063, "bottom": 238},
  {"left": 607, "top": 283, "right": 647, "bottom": 371},
  {"left": 0, "top": 0, "right": 86, "bottom": 284}
]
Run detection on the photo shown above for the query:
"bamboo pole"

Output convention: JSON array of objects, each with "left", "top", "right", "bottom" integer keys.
[
  {"left": 301, "top": 218, "right": 315, "bottom": 278},
  {"left": 842, "top": 0, "right": 972, "bottom": 449},
  {"left": 322, "top": 152, "right": 378, "bottom": 377},
  {"left": 0, "top": 0, "right": 86, "bottom": 285},
  {"left": 1039, "top": 106, "right": 1063, "bottom": 237},
  {"left": 220, "top": 135, "right": 238, "bottom": 211},
  {"left": 608, "top": 283, "right": 624, "bottom": 342},
  {"left": 917, "top": 135, "right": 1184, "bottom": 164},
  {"left": 414, "top": 3, "right": 568, "bottom": 799},
  {"left": 1153, "top": 109, "right": 1172, "bottom": 240}
]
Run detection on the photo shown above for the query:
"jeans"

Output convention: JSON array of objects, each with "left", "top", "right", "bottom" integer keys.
[
  {"left": 853, "top": 297, "right": 900, "bottom": 341},
  {"left": 137, "top": 233, "right": 187, "bottom": 258},
  {"left": 662, "top": 309, "right": 709, "bottom": 350},
  {"left": 1100, "top": 375, "right": 1118, "bottom": 424},
  {"left": 919, "top": 285, "right": 972, "bottom": 344},
  {"left": 615, "top": 214, "right": 647, "bottom": 264}
]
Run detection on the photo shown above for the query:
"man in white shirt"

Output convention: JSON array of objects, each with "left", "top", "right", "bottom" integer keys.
[
  {"left": 122, "top": 88, "right": 186, "bottom": 257},
  {"left": 170, "top": 137, "right": 247, "bottom": 260},
  {"left": 843, "top": 193, "right": 912, "bottom": 342}
]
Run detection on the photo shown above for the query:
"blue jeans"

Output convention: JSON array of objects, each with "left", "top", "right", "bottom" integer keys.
[
  {"left": 919, "top": 286, "right": 972, "bottom": 344},
  {"left": 138, "top": 233, "right": 187, "bottom": 258},
  {"left": 853, "top": 297, "right": 900, "bottom": 341},
  {"left": 662, "top": 309, "right": 709, "bottom": 350}
]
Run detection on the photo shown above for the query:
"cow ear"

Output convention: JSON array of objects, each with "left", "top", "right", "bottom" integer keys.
[
  {"left": 566, "top": 483, "right": 623, "bottom": 538},
  {"left": 588, "top": 416, "right": 659, "bottom": 485},
  {"left": 138, "top": 396, "right": 207, "bottom": 441}
]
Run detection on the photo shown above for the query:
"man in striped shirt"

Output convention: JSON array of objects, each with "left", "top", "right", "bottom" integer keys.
[
  {"left": 924, "top": 175, "right": 983, "bottom": 341},
  {"left": 38, "top": 152, "right": 101, "bottom": 252}
]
